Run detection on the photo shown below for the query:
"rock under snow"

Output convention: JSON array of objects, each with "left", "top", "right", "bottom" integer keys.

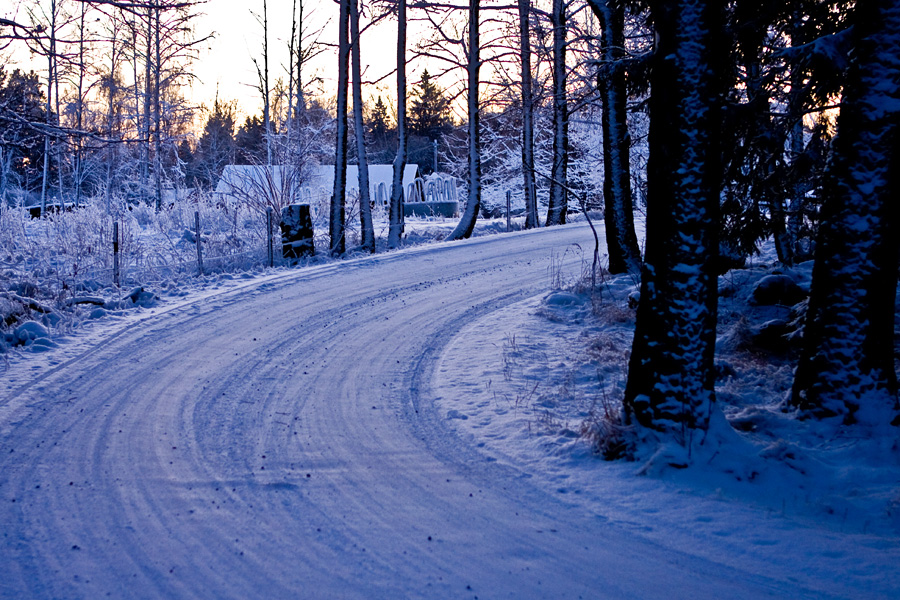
[{"left": 750, "top": 274, "right": 807, "bottom": 306}]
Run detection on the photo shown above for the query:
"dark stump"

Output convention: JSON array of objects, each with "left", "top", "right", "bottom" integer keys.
[{"left": 280, "top": 204, "right": 315, "bottom": 263}]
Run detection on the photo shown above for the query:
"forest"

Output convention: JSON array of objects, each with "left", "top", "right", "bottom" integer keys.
[{"left": 1, "top": 0, "right": 898, "bottom": 455}]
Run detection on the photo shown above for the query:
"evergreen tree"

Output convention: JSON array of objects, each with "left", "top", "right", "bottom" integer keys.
[
  {"left": 366, "top": 96, "right": 395, "bottom": 165},
  {"left": 234, "top": 115, "right": 268, "bottom": 165},
  {"left": 190, "top": 98, "right": 236, "bottom": 188},
  {"left": 0, "top": 68, "right": 48, "bottom": 191},
  {"left": 408, "top": 69, "right": 452, "bottom": 140},
  {"left": 369, "top": 96, "right": 390, "bottom": 142},
  {"left": 790, "top": 1, "right": 900, "bottom": 427},
  {"left": 622, "top": 0, "right": 726, "bottom": 458}
]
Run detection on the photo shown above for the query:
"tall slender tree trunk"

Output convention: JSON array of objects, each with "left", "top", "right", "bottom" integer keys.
[
  {"left": 350, "top": 0, "right": 375, "bottom": 252},
  {"left": 262, "top": 0, "right": 272, "bottom": 166},
  {"left": 790, "top": 2, "right": 900, "bottom": 427},
  {"left": 446, "top": 0, "right": 481, "bottom": 241},
  {"left": 288, "top": 0, "right": 298, "bottom": 128},
  {"left": 52, "top": 0, "right": 65, "bottom": 206},
  {"left": 518, "top": 0, "right": 538, "bottom": 229},
  {"left": 153, "top": 5, "right": 163, "bottom": 211},
  {"left": 545, "top": 0, "right": 568, "bottom": 227},
  {"left": 295, "top": 0, "right": 306, "bottom": 118},
  {"left": 590, "top": 0, "right": 641, "bottom": 273},
  {"left": 330, "top": 0, "right": 351, "bottom": 255},
  {"left": 388, "top": 0, "right": 407, "bottom": 248},
  {"left": 40, "top": 0, "right": 58, "bottom": 213},
  {"left": 623, "top": 0, "right": 724, "bottom": 455},
  {"left": 142, "top": 7, "right": 152, "bottom": 205},
  {"left": 74, "top": 3, "right": 87, "bottom": 205}
]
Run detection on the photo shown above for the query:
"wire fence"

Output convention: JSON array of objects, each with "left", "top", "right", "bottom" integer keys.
[{"left": 0, "top": 196, "right": 305, "bottom": 299}]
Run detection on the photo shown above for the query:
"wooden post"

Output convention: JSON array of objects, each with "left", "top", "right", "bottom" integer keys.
[
  {"left": 266, "top": 206, "right": 274, "bottom": 268},
  {"left": 113, "top": 220, "right": 120, "bottom": 287},
  {"left": 194, "top": 211, "right": 204, "bottom": 275},
  {"left": 506, "top": 190, "right": 511, "bottom": 232}
]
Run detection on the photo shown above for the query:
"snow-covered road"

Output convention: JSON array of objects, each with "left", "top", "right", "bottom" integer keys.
[{"left": 1, "top": 224, "right": 832, "bottom": 599}]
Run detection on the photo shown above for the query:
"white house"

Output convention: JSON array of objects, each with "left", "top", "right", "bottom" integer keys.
[{"left": 214, "top": 164, "right": 420, "bottom": 207}]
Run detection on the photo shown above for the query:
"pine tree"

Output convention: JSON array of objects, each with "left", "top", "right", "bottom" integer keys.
[
  {"left": 408, "top": 69, "right": 452, "bottom": 140},
  {"left": 622, "top": 0, "right": 726, "bottom": 457},
  {"left": 790, "top": 1, "right": 900, "bottom": 427},
  {"left": 234, "top": 115, "right": 267, "bottom": 165},
  {"left": 369, "top": 96, "right": 391, "bottom": 143},
  {"left": 191, "top": 98, "right": 236, "bottom": 189}
]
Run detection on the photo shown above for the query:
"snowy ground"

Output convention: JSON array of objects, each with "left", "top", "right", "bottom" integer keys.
[{"left": 1, "top": 219, "right": 899, "bottom": 598}]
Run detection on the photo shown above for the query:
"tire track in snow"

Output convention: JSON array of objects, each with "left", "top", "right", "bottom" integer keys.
[{"left": 1, "top": 223, "right": 811, "bottom": 599}]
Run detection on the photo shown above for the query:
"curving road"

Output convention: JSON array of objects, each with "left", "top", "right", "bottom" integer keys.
[{"left": 2, "top": 224, "right": 807, "bottom": 599}]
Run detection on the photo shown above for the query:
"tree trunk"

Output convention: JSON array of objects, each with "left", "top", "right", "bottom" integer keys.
[
  {"left": 388, "top": 0, "right": 407, "bottom": 249},
  {"left": 590, "top": 0, "right": 641, "bottom": 274},
  {"left": 142, "top": 6, "right": 152, "bottom": 206},
  {"left": 350, "top": 0, "right": 375, "bottom": 252},
  {"left": 623, "top": 0, "right": 724, "bottom": 454},
  {"left": 545, "top": 0, "right": 568, "bottom": 227},
  {"left": 40, "top": 0, "right": 58, "bottom": 214},
  {"left": 153, "top": 5, "right": 163, "bottom": 211},
  {"left": 790, "top": 2, "right": 900, "bottom": 427},
  {"left": 262, "top": 0, "right": 272, "bottom": 166},
  {"left": 330, "top": 0, "right": 351, "bottom": 255},
  {"left": 447, "top": 0, "right": 481, "bottom": 241},
  {"left": 74, "top": 4, "right": 87, "bottom": 205},
  {"left": 518, "top": 0, "right": 538, "bottom": 230}
]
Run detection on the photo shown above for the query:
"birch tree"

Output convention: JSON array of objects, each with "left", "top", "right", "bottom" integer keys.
[
  {"left": 518, "top": 0, "right": 538, "bottom": 229},
  {"left": 388, "top": 0, "right": 407, "bottom": 248},
  {"left": 544, "top": 0, "right": 568, "bottom": 226},
  {"left": 331, "top": 0, "right": 351, "bottom": 255},
  {"left": 446, "top": 0, "right": 481, "bottom": 241},
  {"left": 350, "top": 0, "right": 375, "bottom": 252},
  {"left": 586, "top": 0, "right": 641, "bottom": 273},
  {"left": 251, "top": 0, "right": 273, "bottom": 166}
]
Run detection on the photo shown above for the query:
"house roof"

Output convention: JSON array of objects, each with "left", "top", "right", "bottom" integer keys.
[{"left": 215, "top": 164, "right": 419, "bottom": 202}]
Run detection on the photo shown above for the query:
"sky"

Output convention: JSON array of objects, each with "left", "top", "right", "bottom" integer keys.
[
  {"left": 1, "top": 0, "right": 416, "bottom": 119},
  {"left": 188, "top": 0, "right": 429, "bottom": 118}
]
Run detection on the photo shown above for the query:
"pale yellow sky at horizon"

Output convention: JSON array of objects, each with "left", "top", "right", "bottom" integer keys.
[{"left": 2, "top": 0, "right": 434, "bottom": 121}]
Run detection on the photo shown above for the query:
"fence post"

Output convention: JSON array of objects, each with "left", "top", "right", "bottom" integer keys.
[
  {"left": 266, "top": 206, "right": 274, "bottom": 268},
  {"left": 113, "top": 220, "right": 120, "bottom": 287},
  {"left": 194, "top": 210, "right": 204, "bottom": 275},
  {"left": 506, "top": 190, "right": 511, "bottom": 232}
]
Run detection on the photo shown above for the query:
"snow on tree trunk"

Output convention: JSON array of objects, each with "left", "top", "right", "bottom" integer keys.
[
  {"left": 545, "top": 0, "right": 568, "bottom": 227},
  {"left": 447, "top": 0, "right": 481, "bottom": 241},
  {"left": 591, "top": 0, "right": 641, "bottom": 274},
  {"left": 389, "top": 0, "right": 407, "bottom": 249},
  {"left": 623, "top": 0, "right": 724, "bottom": 454},
  {"left": 330, "top": 0, "right": 350, "bottom": 256},
  {"left": 153, "top": 6, "right": 163, "bottom": 211},
  {"left": 350, "top": 0, "right": 375, "bottom": 253},
  {"left": 790, "top": 2, "right": 900, "bottom": 427},
  {"left": 519, "top": 0, "right": 539, "bottom": 230}
]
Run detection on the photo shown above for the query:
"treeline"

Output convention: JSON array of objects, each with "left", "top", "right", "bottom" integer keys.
[{"left": 598, "top": 0, "right": 899, "bottom": 457}]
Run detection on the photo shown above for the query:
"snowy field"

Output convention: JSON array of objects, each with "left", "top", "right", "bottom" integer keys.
[{"left": 1, "top": 216, "right": 899, "bottom": 598}]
